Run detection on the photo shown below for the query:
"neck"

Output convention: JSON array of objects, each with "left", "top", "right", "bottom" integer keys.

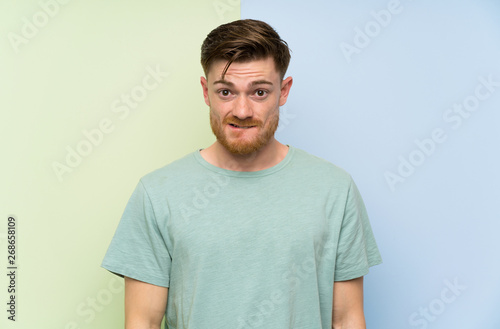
[{"left": 200, "top": 138, "right": 289, "bottom": 172}]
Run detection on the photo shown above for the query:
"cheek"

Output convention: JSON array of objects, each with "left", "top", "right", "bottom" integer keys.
[
  {"left": 210, "top": 107, "right": 221, "bottom": 121},
  {"left": 262, "top": 105, "right": 280, "bottom": 123},
  {"left": 214, "top": 101, "right": 234, "bottom": 118},
  {"left": 210, "top": 104, "right": 230, "bottom": 124}
]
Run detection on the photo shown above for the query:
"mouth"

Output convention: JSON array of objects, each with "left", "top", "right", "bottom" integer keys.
[{"left": 228, "top": 123, "right": 256, "bottom": 129}]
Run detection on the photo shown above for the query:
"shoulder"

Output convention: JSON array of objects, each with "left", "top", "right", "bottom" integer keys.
[
  {"left": 139, "top": 150, "right": 200, "bottom": 189},
  {"left": 289, "top": 146, "right": 353, "bottom": 187}
]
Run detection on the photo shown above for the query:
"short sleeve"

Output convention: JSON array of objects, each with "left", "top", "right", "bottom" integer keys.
[
  {"left": 101, "top": 180, "right": 171, "bottom": 287},
  {"left": 334, "top": 179, "right": 382, "bottom": 281}
]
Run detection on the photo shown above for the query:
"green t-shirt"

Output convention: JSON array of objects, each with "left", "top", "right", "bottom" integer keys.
[{"left": 101, "top": 146, "right": 382, "bottom": 328}]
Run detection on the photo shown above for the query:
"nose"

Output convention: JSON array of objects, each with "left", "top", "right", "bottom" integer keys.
[{"left": 232, "top": 95, "right": 253, "bottom": 120}]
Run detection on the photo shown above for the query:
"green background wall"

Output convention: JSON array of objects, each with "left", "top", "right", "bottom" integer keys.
[{"left": 0, "top": 0, "right": 239, "bottom": 327}]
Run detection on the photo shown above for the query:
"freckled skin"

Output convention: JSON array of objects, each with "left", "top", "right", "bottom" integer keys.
[{"left": 200, "top": 57, "right": 293, "bottom": 171}]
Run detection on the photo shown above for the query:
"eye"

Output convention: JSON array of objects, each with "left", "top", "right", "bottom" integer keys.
[
  {"left": 218, "top": 89, "right": 231, "bottom": 97},
  {"left": 255, "top": 90, "right": 268, "bottom": 97}
]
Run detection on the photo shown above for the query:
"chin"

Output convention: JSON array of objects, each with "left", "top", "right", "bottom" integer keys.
[{"left": 222, "top": 137, "right": 274, "bottom": 155}]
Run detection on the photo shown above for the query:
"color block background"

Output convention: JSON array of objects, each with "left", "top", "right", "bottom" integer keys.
[
  {"left": 242, "top": 0, "right": 500, "bottom": 328},
  {"left": 1, "top": 0, "right": 238, "bottom": 328},
  {"left": 2, "top": 0, "right": 499, "bottom": 328}
]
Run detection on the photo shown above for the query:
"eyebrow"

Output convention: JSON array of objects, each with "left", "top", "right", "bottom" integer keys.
[{"left": 212, "top": 79, "right": 274, "bottom": 87}]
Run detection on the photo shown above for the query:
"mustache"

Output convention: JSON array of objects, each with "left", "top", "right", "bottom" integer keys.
[{"left": 223, "top": 117, "right": 262, "bottom": 127}]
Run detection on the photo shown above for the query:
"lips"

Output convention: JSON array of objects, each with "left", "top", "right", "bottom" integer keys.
[{"left": 229, "top": 123, "right": 255, "bottom": 129}]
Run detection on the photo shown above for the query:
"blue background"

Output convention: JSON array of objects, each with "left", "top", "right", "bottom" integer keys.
[{"left": 243, "top": 0, "right": 500, "bottom": 328}]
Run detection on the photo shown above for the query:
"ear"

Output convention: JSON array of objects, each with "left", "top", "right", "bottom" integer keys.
[
  {"left": 279, "top": 76, "right": 293, "bottom": 106},
  {"left": 200, "top": 76, "right": 210, "bottom": 106}
]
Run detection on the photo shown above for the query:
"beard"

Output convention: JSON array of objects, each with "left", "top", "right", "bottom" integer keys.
[{"left": 209, "top": 109, "right": 279, "bottom": 155}]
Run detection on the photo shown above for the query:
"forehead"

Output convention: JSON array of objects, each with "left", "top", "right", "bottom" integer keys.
[{"left": 208, "top": 57, "right": 280, "bottom": 83}]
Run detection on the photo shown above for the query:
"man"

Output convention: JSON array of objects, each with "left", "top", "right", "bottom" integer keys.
[{"left": 102, "top": 19, "right": 382, "bottom": 329}]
